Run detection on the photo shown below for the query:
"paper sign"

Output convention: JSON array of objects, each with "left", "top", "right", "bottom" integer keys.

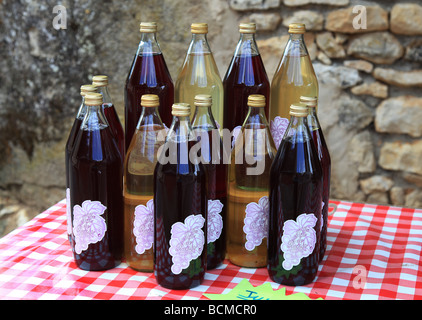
[{"left": 203, "top": 279, "right": 323, "bottom": 300}]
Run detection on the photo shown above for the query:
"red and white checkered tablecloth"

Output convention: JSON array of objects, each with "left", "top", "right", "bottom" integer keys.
[{"left": 0, "top": 199, "right": 421, "bottom": 300}]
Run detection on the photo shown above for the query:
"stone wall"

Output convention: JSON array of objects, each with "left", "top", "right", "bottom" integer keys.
[{"left": 0, "top": 0, "right": 421, "bottom": 237}]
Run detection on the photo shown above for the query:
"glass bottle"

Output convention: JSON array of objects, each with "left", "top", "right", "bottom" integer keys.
[
  {"left": 69, "top": 93, "right": 124, "bottom": 271},
  {"left": 92, "top": 75, "right": 125, "bottom": 158},
  {"left": 175, "top": 23, "right": 224, "bottom": 129},
  {"left": 269, "top": 23, "right": 318, "bottom": 149},
  {"left": 124, "top": 22, "right": 174, "bottom": 150},
  {"left": 223, "top": 23, "right": 270, "bottom": 133},
  {"left": 192, "top": 94, "right": 228, "bottom": 270},
  {"left": 154, "top": 103, "right": 208, "bottom": 289},
  {"left": 65, "top": 84, "right": 98, "bottom": 244},
  {"left": 268, "top": 103, "right": 323, "bottom": 286},
  {"left": 226, "top": 94, "right": 276, "bottom": 268},
  {"left": 300, "top": 96, "right": 331, "bottom": 262},
  {"left": 124, "top": 94, "right": 166, "bottom": 272}
]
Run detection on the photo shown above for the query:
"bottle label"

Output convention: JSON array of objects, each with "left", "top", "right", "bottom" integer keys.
[
  {"left": 320, "top": 201, "right": 325, "bottom": 231},
  {"left": 243, "top": 196, "right": 269, "bottom": 251},
  {"left": 133, "top": 199, "right": 154, "bottom": 254},
  {"left": 66, "top": 188, "right": 72, "bottom": 235},
  {"left": 280, "top": 213, "right": 317, "bottom": 271},
  {"left": 207, "top": 199, "right": 224, "bottom": 244},
  {"left": 169, "top": 214, "right": 206, "bottom": 275},
  {"left": 270, "top": 116, "right": 289, "bottom": 149},
  {"left": 72, "top": 200, "right": 107, "bottom": 254}
]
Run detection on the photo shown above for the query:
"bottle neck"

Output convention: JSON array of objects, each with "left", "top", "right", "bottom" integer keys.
[
  {"left": 243, "top": 106, "right": 269, "bottom": 129},
  {"left": 96, "top": 86, "right": 112, "bottom": 106},
  {"left": 167, "top": 115, "right": 194, "bottom": 142},
  {"left": 285, "top": 115, "right": 311, "bottom": 143},
  {"left": 192, "top": 105, "right": 218, "bottom": 130},
  {"left": 81, "top": 104, "right": 109, "bottom": 131},
  {"left": 138, "top": 32, "right": 161, "bottom": 55},
  {"left": 236, "top": 33, "right": 259, "bottom": 57},
  {"left": 137, "top": 106, "right": 164, "bottom": 129},
  {"left": 285, "top": 33, "right": 308, "bottom": 57},
  {"left": 188, "top": 33, "right": 211, "bottom": 54},
  {"left": 76, "top": 96, "right": 88, "bottom": 120},
  {"left": 306, "top": 107, "right": 321, "bottom": 131}
]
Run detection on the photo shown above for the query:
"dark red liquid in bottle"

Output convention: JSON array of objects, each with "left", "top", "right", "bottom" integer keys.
[
  {"left": 125, "top": 53, "right": 174, "bottom": 150},
  {"left": 268, "top": 135, "right": 323, "bottom": 286},
  {"left": 65, "top": 117, "right": 83, "bottom": 244},
  {"left": 223, "top": 54, "right": 270, "bottom": 132},
  {"left": 310, "top": 126, "right": 331, "bottom": 261},
  {"left": 103, "top": 103, "right": 125, "bottom": 159},
  {"left": 195, "top": 129, "right": 228, "bottom": 270},
  {"left": 154, "top": 139, "right": 207, "bottom": 290},
  {"left": 69, "top": 122, "right": 124, "bottom": 271}
]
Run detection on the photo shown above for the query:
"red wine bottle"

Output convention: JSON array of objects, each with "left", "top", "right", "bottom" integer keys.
[
  {"left": 69, "top": 93, "right": 124, "bottom": 271},
  {"left": 154, "top": 103, "right": 207, "bottom": 290},
  {"left": 223, "top": 23, "right": 270, "bottom": 132},
  {"left": 125, "top": 22, "right": 174, "bottom": 151},
  {"left": 268, "top": 103, "right": 323, "bottom": 286}
]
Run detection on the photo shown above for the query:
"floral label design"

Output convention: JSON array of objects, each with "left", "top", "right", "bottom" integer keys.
[
  {"left": 320, "top": 201, "right": 325, "bottom": 231},
  {"left": 73, "top": 200, "right": 107, "bottom": 254},
  {"left": 270, "top": 116, "right": 289, "bottom": 149},
  {"left": 207, "top": 199, "right": 224, "bottom": 244},
  {"left": 133, "top": 199, "right": 154, "bottom": 254},
  {"left": 280, "top": 213, "right": 317, "bottom": 271},
  {"left": 66, "top": 188, "right": 72, "bottom": 235},
  {"left": 243, "top": 196, "right": 269, "bottom": 251},
  {"left": 169, "top": 214, "right": 205, "bottom": 275}
]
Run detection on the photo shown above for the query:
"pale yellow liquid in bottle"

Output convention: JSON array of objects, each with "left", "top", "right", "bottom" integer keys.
[
  {"left": 123, "top": 124, "right": 164, "bottom": 272},
  {"left": 175, "top": 53, "right": 224, "bottom": 129},
  {"left": 270, "top": 54, "right": 318, "bottom": 122}
]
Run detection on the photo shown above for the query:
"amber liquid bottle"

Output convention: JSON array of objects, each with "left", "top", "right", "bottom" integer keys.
[
  {"left": 92, "top": 75, "right": 125, "bottom": 159},
  {"left": 301, "top": 96, "right": 331, "bottom": 262},
  {"left": 268, "top": 103, "right": 323, "bottom": 286},
  {"left": 154, "top": 103, "right": 207, "bottom": 289},
  {"left": 269, "top": 23, "right": 318, "bottom": 149},
  {"left": 223, "top": 23, "right": 270, "bottom": 132},
  {"left": 192, "top": 94, "right": 227, "bottom": 270},
  {"left": 125, "top": 22, "right": 174, "bottom": 150},
  {"left": 227, "top": 95, "right": 276, "bottom": 268},
  {"left": 65, "top": 84, "right": 98, "bottom": 244},
  {"left": 175, "top": 23, "right": 224, "bottom": 128},
  {"left": 124, "top": 94, "right": 166, "bottom": 272},
  {"left": 69, "top": 93, "right": 124, "bottom": 271}
]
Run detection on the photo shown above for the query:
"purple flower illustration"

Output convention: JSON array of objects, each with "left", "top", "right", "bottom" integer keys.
[
  {"left": 66, "top": 188, "right": 72, "bottom": 235},
  {"left": 320, "top": 201, "right": 325, "bottom": 231},
  {"left": 270, "top": 116, "right": 289, "bottom": 148},
  {"left": 133, "top": 199, "right": 154, "bottom": 254},
  {"left": 73, "top": 200, "right": 107, "bottom": 254},
  {"left": 207, "top": 199, "right": 224, "bottom": 244},
  {"left": 280, "top": 213, "right": 317, "bottom": 270},
  {"left": 169, "top": 214, "right": 205, "bottom": 274},
  {"left": 243, "top": 196, "right": 269, "bottom": 251}
]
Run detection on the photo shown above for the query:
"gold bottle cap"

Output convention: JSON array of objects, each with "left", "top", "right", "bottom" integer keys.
[
  {"left": 92, "top": 75, "right": 108, "bottom": 87},
  {"left": 85, "top": 93, "right": 103, "bottom": 106},
  {"left": 288, "top": 23, "right": 306, "bottom": 34},
  {"left": 289, "top": 103, "right": 309, "bottom": 117},
  {"left": 80, "top": 84, "right": 98, "bottom": 96},
  {"left": 300, "top": 96, "right": 318, "bottom": 107},
  {"left": 239, "top": 23, "right": 256, "bottom": 34},
  {"left": 194, "top": 94, "right": 212, "bottom": 107},
  {"left": 140, "top": 22, "right": 157, "bottom": 33},
  {"left": 172, "top": 103, "right": 191, "bottom": 117},
  {"left": 247, "top": 94, "right": 266, "bottom": 108},
  {"left": 141, "top": 94, "right": 160, "bottom": 107},
  {"left": 191, "top": 23, "right": 208, "bottom": 34}
]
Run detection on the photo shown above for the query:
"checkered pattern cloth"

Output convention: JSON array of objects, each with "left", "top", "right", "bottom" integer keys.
[{"left": 0, "top": 199, "right": 421, "bottom": 300}]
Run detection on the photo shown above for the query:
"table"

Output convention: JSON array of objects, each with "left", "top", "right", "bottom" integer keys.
[{"left": 0, "top": 199, "right": 421, "bottom": 300}]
